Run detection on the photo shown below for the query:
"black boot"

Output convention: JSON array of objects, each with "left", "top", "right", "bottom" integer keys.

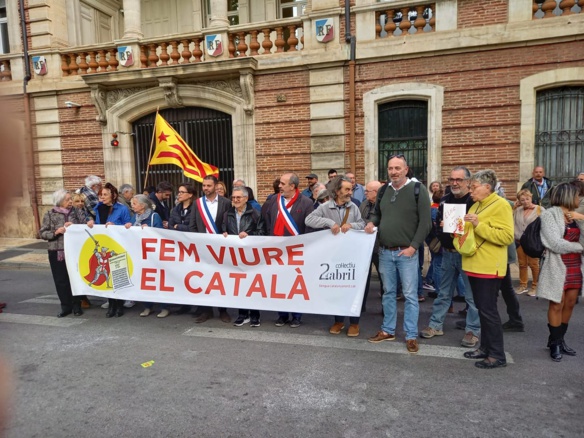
[
  {"left": 548, "top": 324, "right": 562, "bottom": 362},
  {"left": 106, "top": 299, "right": 116, "bottom": 318},
  {"left": 560, "top": 323, "right": 576, "bottom": 356},
  {"left": 116, "top": 300, "right": 124, "bottom": 317},
  {"left": 73, "top": 302, "right": 83, "bottom": 316}
]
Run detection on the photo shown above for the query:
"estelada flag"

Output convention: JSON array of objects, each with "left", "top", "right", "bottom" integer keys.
[{"left": 149, "top": 113, "right": 219, "bottom": 182}]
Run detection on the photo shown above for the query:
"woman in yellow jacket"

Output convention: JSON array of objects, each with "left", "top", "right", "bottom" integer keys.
[{"left": 460, "top": 170, "right": 514, "bottom": 369}]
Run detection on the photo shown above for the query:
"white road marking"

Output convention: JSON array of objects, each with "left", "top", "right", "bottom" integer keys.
[
  {"left": 0, "top": 312, "right": 87, "bottom": 327},
  {"left": 19, "top": 298, "right": 60, "bottom": 304},
  {"left": 182, "top": 327, "right": 515, "bottom": 363}
]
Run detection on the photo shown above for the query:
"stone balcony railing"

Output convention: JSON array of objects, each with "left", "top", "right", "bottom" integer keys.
[
  {"left": 375, "top": 3, "right": 436, "bottom": 38},
  {"left": 61, "top": 45, "right": 119, "bottom": 76},
  {"left": 533, "top": 0, "right": 583, "bottom": 18},
  {"left": 0, "top": 58, "right": 12, "bottom": 81}
]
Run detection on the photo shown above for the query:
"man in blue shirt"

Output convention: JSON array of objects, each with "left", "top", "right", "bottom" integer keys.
[{"left": 302, "top": 173, "right": 318, "bottom": 200}]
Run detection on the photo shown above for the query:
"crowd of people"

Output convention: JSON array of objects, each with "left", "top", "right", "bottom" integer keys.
[{"left": 38, "top": 161, "right": 584, "bottom": 369}]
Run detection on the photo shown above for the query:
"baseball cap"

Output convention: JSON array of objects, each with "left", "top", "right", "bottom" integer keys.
[{"left": 306, "top": 173, "right": 318, "bottom": 179}]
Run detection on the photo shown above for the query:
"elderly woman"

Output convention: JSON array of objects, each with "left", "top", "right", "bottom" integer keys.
[
  {"left": 122, "top": 195, "right": 168, "bottom": 317},
  {"left": 514, "top": 189, "right": 544, "bottom": 296},
  {"left": 222, "top": 186, "right": 265, "bottom": 326},
  {"left": 460, "top": 170, "right": 514, "bottom": 369},
  {"left": 537, "top": 183, "right": 584, "bottom": 362},
  {"left": 87, "top": 183, "right": 131, "bottom": 317},
  {"left": 40, "top": 189, "right": 86, "bottom": 317},
  {"left": 306, "top": 175, "right": 366, "bottom": 336}
]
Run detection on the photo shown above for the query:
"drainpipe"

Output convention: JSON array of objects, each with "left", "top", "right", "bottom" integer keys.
[
  {"left": 345, "top": 1, "right": 356, "bottom": 175},
  {"left": 20, "top": 0, "right": 40, "bottom": 235}
]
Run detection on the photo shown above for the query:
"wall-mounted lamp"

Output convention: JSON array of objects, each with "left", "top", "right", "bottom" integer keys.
[
  {"left": 64, "top": 101, "right": 81, "bottom": 108},
  {"left": 111, "top": 133, "right": 119, "bottom": 147}
]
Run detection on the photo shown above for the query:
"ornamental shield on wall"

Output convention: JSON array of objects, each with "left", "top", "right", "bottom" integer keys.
[
  {"left": 32, "top": 56, "right": 47, "bottom": 75},
  {"left": 117, "top": 46, "right": 134, "bottom": 67},
  {"left": 315, "top": 18, "right": 334, "bottom": 43},
  {"left": 205, "top": 34, "right": 223, "bottom": 57}
]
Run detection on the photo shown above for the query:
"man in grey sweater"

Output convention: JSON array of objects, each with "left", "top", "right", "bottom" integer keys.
[{"left": 365, "top": 155, "right": 431, "bottom": 354}]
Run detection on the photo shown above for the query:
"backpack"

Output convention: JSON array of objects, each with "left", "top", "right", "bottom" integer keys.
[{"left": 519, "top": 217, "right": 544, "bottom": 258}]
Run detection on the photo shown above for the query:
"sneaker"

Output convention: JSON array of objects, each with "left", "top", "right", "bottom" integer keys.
[
  {"left": 516, "top": 285, "right": 529, "bottom": 295},
  {"left": 329, "top": 322, "right": 345, "bottom": 335},
  {"left": 461, "top": 331, "right": 479, "bottom": 348},
  {"left": 406, "top": 339, "right": 419, "bottom": 354},
  {"left": 101, "top": 302, "right": 109, "bottom": 309},
  {"left": 234, "top": 315, "right": 251, "bottom": 327},
  {"left": 290, "top": 318, "right": 301, "bottom": 328},
  {"left": 123, "top": 300, "right": 135, "bottom": 308},
  {"left": 157, "top": 309, "right": 170, "bottom": 318},
  {"left": 250, "top": 317, "right": 261, "bottom": 327},
  {"left": 502, "top": 320, "right": 525, "bottom": 332},
  {"left": 422, "top": 282, "right": 435, "bottom": 291},
  {"left": 140, "top": 308, "right": 152, "bottom": 317},
  {"left": 420, "top": 326, "right": 444, "bottom": 339},
  {"left": 368, "top": 331, "right": 396, "bottom": 343},
  {"left": 527, "top": 287, "right": 537, "bottom": 297},
  {"left": 275, "top": 317, "right": 289, "bottom": 327}
]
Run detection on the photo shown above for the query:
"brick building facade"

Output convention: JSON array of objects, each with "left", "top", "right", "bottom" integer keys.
[{"left": 0, "top": 0, "right": 582, "bottom": 237}]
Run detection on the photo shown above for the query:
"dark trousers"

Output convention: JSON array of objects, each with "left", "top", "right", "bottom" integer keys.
[
  {"left": 48, "top": 251, "right": 79, "bottom": 312},
  {"left": 500, "top": 264, "right": 523, "bottom": 326},
  {"left": 239, "top": 309, "right": 260, "bottom": 319},
  {"left": 197, "top": 306, "right": 227, "bottom": 314},
  {"left": 468, "top": 276, "right": 505, "bottom": 361},
  {"left": 335, "top": 252, "right": 381, "bottom": 325}
]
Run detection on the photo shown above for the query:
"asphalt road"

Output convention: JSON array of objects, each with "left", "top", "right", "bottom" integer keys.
[{"left": 0, "top": 267, "right": 582, "bottom": 438}]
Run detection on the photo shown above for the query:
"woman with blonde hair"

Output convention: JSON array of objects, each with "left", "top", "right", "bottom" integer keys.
[
  {"left": 514, "top": 189, "right": 544, "bottom": 296},
  {"left": 538, "top": 183, "right": 584, "bottom": 362}
]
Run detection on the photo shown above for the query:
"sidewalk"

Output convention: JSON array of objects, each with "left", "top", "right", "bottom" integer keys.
[
  {"left": 0, "top": 237, "right": 521, "bottom": 279},
  {"left": 0, "top": 238, "right": 50, "bottom": 270}
]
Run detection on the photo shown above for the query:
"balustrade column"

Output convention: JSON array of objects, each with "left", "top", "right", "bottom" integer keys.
[{"left": 122, "top": 0, "right": 144, "bottom": 39}]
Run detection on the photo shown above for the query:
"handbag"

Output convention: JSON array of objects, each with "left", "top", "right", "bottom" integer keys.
[
  {"left": 428, "top": 236, "right": 441, "bottom": 254},
  {"left": 453, "top": 221, "right": 482, "bottom": 257}
]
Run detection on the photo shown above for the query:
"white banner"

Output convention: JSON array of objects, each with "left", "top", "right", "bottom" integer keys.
[{"left": 64, "top": 225, "right": 376, "bottom": 316}]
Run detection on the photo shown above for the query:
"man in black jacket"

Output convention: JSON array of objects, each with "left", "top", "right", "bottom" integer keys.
[
  {"left": 521, "top": 166, "right": 554, "bottom": 207},
  {"left": 222, "top": 186, "right": 265, "bottom": 327},
  {"left": 419, "top": 166, "right": 481, "bottom": 348},
  {"left": 189, "top": 175, "right": 232, "bottom": 323},
  {"left": 148, "top": 181, "right": 172, "bottom": 228}
]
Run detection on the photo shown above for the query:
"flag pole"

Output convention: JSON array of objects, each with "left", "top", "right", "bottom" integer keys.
[{"left": 143, "top": 107, "right": 160, "bottom": 190}]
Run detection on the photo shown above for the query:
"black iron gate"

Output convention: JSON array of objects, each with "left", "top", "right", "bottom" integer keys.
[
  {"left": 378, "top": 100, "right": 428, "bottom": 184},
  {"left": 132, "top": 107, "right": 234, "bottom": 196}
]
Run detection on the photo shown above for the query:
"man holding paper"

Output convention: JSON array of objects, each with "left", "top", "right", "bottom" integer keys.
[{"left": 420, "top": 166, "right": 481, "bottom": 348}]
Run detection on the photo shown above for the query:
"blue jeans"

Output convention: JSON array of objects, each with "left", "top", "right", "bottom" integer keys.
[
  {"left": 428, "top": 250, "right": 480, "bottom": 335},
  {"left": 431, "top": 251, "right": 442, "bottom": 295},
  {"left": 379, "top": 248, "right": 419, "bottom": 340}
]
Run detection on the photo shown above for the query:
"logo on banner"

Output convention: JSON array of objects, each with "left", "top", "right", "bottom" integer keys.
[
  {"left": 319, "top": 262, "right": 356, "bottom": 281},
  {"left": 315, "top": 18, "right": 334, "bottom": 43},
  {"left": 32, "top": 56, "right": 48, "bottom": 75},
  {"left": 117, "top": 46, "right": 134, "bottom": 67},
  {"left": 79, "top": 232, "right": 133, "bottom": 291},
  {"left": 205, "top": 34, "right": 223, "bottom": 57}
]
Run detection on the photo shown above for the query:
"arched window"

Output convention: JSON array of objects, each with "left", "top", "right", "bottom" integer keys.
[
  {"left": 378, "top": 100, "right": 428, "bottom": 183},
  {"left": 535, "top": 86, "right": 584, "bottom": 183}
]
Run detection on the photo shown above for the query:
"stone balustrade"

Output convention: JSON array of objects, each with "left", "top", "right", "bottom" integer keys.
[
  {"left": 0, "top": 59, "right": 12, "bottom": 81},
  {"left": 140, "top": 37, "right": 205, "bottom": 67},
  {"left": 60, "top": 47, "right": 119, "bottom": 76},
  {"left": 375, "top": 4, "right": 436, "bottom": 38},
  {"left": 533, "top": 0, "right": 583, "bottom": 18},
  {"left": 227, "top": 19, "right": 304, "bottom": 57}
]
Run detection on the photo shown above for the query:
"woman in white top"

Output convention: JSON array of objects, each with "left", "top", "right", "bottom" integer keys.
[{"left": 513, "top": 189, "right": 544, "bottom": 296}]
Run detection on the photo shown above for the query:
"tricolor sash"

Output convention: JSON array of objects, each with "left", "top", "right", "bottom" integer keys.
[
  {"left": 196, "top": 197, "right": 219, "bottom": 234},
  {"left": 274, "top": 192, "right": 300, "bottom": 236}
]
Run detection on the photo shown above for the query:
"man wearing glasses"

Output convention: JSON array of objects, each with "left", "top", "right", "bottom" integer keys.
[
  {"left": 419, "top": 166, "right": 481, "bottom": 348},
  {"left": 189, "top": 175, "right": 232, "bottom": 323},
  {"left": 365, "top": 155, "right": 431, "bottom": 354}
]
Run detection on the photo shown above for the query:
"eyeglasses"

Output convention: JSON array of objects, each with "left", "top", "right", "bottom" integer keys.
[
  {"left": 177, "top": 191, "right": 189, "bottom": 194},
  {"left": 390, "top": 191, "right": 400, "bottom": 203},
  {"left": 389, "top": 154, "right": 405, "bottom": 159},
  {"left": 231, "top": 196, "right": 245, "bottom": 200},
  {"left": 448, "top": 178, "right": 467, "bottom": 184}
]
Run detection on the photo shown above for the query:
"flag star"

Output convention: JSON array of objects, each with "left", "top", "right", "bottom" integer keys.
[{"left": 158, "top": 131, "right": 169, "bottom": 142}]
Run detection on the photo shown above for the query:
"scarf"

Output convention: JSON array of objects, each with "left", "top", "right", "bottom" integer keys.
[
  {"left": 274, "top": 190, "right": 300, "bottom": 236},
  {"left": 134, "top": 209, "right": 153, "bottom": 226},
  {"left": 52, "top": 207, "right": 71, "bottom": 261}
]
